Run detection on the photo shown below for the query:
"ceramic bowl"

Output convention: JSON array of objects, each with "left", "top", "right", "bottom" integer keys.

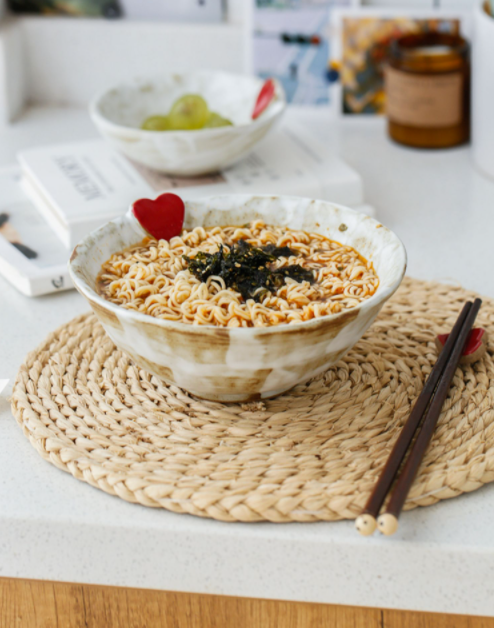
[
  {"left": 69, "top": 194, "right": 407, "bottom": 402},
  {"left": 89, "top": 72, "right": 286, "bottom": 176}
]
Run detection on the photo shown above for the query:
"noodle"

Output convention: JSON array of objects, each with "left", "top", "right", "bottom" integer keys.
[{"left": 96, "top": 221, "right": 379, "bottom": 328}]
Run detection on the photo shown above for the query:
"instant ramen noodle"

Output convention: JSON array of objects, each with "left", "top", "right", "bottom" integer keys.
[{"left": 97, "top": 221, "right": 379, "bottom": 328}]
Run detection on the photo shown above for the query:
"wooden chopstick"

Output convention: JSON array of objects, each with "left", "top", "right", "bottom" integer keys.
[
  {"left": 355, "top": 300, "right": 473, "bottom": 536},
  {"left": 377, "top": 297, "right": 482, "bottom": 535}
]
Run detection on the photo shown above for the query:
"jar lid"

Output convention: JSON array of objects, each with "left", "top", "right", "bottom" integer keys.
[{"left": 390, "top": 32, "right": 469, "bottom": 72}]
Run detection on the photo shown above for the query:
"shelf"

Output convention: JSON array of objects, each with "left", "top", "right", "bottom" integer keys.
[{"left": 0, "top": 13, "right": 247, "bottom": 123}]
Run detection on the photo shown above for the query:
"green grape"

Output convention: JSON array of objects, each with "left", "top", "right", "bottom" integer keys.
[
  {"left": 141, "top": 115, "right": 171, "bottom": 131},
  {"left": 168, "top": 94, "right": 209, "bottom": 130},
  {"left": 203, "top": 112, "right": 233, "bottom": 128}
]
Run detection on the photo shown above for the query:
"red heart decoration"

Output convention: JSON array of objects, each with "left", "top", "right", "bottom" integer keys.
[
  {"left": 132, "top": 193, "right": 185, "bottom": 241},
  {"left": 252, "top": 78, "right": 275, "bottom": 120},
  {"left": 437, "top": 327, "right": 486, "bottom": 356}
]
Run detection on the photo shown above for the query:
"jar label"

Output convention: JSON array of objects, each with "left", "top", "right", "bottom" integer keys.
[{"left": 385, "top": 67, "right": 463, "bottom": 128}]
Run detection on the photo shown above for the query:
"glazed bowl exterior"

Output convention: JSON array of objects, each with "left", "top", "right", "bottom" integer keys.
[
  {"left": 69, "top": 195, "right": 407, "bottom": 402},
  {"left": 89, "top": 72, "right": 286, "bottom": 176}
]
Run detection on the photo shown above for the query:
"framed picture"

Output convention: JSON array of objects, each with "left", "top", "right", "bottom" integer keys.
[
  {"left": 250, "top": 0, "right": 360, "bottom": 107},
  {"left": 330, "top": 8, "right": 471, "bottom": 116},
  {"left": 7, "top": 0, "right": 122, "bottom": 17}
]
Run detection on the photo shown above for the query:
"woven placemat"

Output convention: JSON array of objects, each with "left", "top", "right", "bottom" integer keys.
[{"left": 11, "top": 277, "right": 494, "bottom": 522}]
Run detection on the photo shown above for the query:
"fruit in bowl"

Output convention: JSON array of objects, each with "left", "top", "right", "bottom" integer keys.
[
  {"left": 89, "top": 72, "right": 286, "bottom": 176},
  {"left": 141, "top": 94, "right": 233, "bottom": 131}
]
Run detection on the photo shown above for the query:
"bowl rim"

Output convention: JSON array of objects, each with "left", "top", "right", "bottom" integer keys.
[
  {"left": 68, "top": 194, "right": 407, "bottom": 337},
  {"left": 89, "top": 71, "right": 287, "bottom": 138}
]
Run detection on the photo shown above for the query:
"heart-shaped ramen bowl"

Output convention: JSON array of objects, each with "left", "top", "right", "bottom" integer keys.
[{"left": 69, "top": 195, "right": 407, "bottom": 402}]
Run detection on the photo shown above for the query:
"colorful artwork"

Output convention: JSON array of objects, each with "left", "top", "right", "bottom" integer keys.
[
  {"left": 7, "top": 0, "right": 121, "bottom": 17},
  {"left": 341, "top": 17, "right": 460, "bottom": 114},
  {"left": 253, "top": 0, "right": 354, "bottom": 106}
]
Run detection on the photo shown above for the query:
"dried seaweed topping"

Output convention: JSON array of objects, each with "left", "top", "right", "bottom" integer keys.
[
  {"left": 261, "top": 243, "right": 295, "bottom": 258},
  {"left": 183, "top": 239, "right": 314, "bottom": 302}
]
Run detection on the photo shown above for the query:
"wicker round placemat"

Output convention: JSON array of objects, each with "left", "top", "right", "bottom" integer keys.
[{"left": 11, "top": 278, "right": 494, "bottom": 522}]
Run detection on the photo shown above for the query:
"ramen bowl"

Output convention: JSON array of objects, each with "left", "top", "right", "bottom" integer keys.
[
  {"left": 69, "top": 194, "right": 407, "bottom": 402},
  {"left": 89, "top": 71, "right": 286, "bottom": 176}
]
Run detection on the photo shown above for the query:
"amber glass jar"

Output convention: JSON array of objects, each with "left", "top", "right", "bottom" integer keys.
[{"left": 386, "top": 33, "right": 470, "bottom": 148}]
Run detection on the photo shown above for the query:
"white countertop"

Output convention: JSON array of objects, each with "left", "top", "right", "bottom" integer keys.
[{"left": 1, "top": 106, "right": 494, "bottom": 617}]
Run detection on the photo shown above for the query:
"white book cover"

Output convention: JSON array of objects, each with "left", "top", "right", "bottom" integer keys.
[
  {"left": 18, "top": 124, "right": 366, "bottom": 250},
  {"left": 0, "top": 166, "right": 72, "bottom": 297},
  {"left": 18, "top": 140, "right": 156, "bottom": 248}
]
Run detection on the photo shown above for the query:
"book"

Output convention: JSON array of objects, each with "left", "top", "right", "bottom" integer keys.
[
  {"left": 0, "top": 166, "right": 72, "bottom": 297},
  {"left": 18, "top": 123, "right": 367, "bottom": 250}
]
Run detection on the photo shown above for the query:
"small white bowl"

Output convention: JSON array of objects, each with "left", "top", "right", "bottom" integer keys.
[
  {"left": 89, "top": 71, "right": 286, "bottom": 176},
  {"left": 69, "top": 194, "right": 407, "bottom": 403}
]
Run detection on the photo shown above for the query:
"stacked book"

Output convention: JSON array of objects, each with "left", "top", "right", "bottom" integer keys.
[{"left": 0, "top": 124, "right": 372, "bottom": 296}]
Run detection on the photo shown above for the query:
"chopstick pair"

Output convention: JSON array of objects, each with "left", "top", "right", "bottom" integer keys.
[{"left": 356, "top": 298, "right": 482, "bottom": 537}]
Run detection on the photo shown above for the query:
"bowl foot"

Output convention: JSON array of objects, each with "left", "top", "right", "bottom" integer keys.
[{"left": 180, "top": 384, "right": 296, "bottom": 404}]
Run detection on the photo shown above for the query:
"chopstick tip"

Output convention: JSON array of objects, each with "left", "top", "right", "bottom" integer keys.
[
  {"left": 355, "top": 513, "right": 377, "bottom": 536},
  {"left": 377, "top": 513, "right": 399, "bottom": 536}
]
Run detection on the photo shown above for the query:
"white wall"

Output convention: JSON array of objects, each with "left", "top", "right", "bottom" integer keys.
[{"left": 20, "top": 18, "right": 246, "bottom": 107}]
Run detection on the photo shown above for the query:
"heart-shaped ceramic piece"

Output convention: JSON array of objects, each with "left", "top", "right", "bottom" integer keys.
[
  {"left": 436, "top": 328, "right": 487, "bottom": 364},
  {"left": 252, "top": 78, "right": 275, "bottom": 120},
  {"left": 132, "top": 193, "right": 185, "bottom": 241}
]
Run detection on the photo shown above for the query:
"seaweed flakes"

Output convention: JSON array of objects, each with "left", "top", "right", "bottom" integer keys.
[
  {"left": 183, "top": 239, "right": 314, "bottom": 302},
  {"left": 261, "top": 243, "right": 295, "bottom": 258}
]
